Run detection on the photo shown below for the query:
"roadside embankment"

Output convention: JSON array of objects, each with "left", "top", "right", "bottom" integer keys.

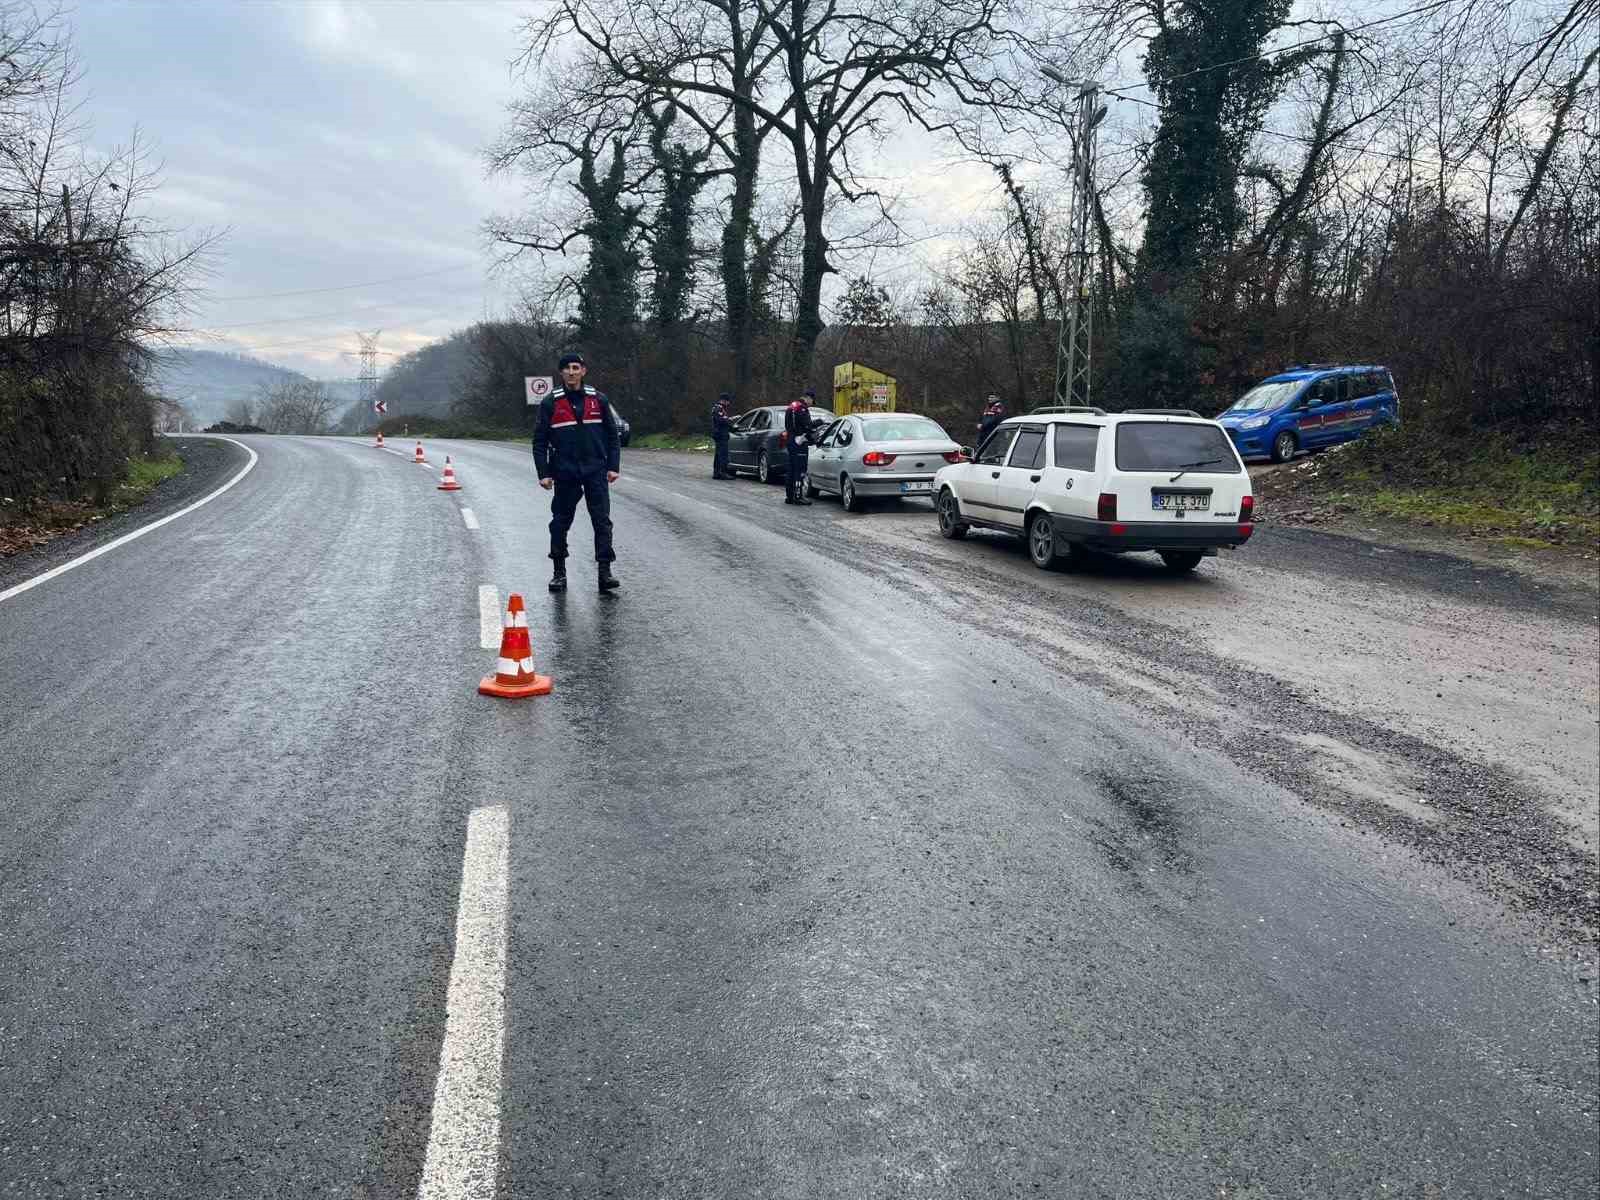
[
  {"left": 1253, "top": 425, "right": 1599, "bottom": 581},
  {"left": 0, "top": 436, "right": 244, "bottom": 588}
]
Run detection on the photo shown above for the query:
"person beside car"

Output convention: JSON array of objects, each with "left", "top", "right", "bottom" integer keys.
[
  {"left": 711, "top": 393, "right": 735, "bottom": 479},
  {"left": 977, "top": 395, "right": 1006, "bottom": 447},
  {"left": 785, "top": 389, "right": 821, "bottom": 505}
]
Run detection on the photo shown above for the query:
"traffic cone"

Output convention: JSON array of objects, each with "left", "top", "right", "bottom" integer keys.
[
  {"left": 413, "top": 441, "right": 427, "bottom": 464},
  {"left": 374, "top": 429, "right": 384, "bottom": 448},
  {"left": 438, "top": 456, "right": 462, "bottom": 491},
  {"left": 479, "top": 594, "right": 553, "bottom": 698}
]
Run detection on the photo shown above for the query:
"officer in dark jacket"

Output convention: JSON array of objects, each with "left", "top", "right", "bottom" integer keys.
[
  {"left": 977, "top": 394, "right": 1006, "bottom": 447},
  {"left": 784, "top": 389, "right": 820, "bottom": 505},
  {"left": 711, "top": 393, "right": 735, "bottom": 479},
  {"left": 533, "top": 353, "right": 622, "bottom": 593}
]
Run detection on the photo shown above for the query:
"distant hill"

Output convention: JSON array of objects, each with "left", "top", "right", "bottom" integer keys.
[{"left": 146, "top": 349, "right": 310, "bottom": 426}]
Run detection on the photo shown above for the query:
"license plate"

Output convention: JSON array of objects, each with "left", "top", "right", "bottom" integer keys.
[
  {"left": 1152, "top": 491, "right": 1209, "bottom": 511},
  {"left": 900, "top": 481, "right": 930, "bottom": 493}
]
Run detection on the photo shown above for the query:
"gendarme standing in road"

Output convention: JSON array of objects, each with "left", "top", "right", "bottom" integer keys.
[{"left": 533, "top": 353, "right": 622, "bottom": 594}]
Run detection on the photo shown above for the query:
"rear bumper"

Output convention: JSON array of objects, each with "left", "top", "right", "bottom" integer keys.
[
  {"left": 852, "top": 473, "right": 937, "bottom": 497},
  {"left": 1051, "top": 513, "right": 1254, "bottom": 551}
]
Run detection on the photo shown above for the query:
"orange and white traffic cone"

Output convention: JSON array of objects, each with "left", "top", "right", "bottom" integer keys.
[
  {"left": 438, "top": 456, "right": 462, "bottom": 491},
  {"left": 478, "top": 594, "right": 553, "bottom": 698},
  {"left": 413, "top": 441, "right": 427, "bottom": 464},
  {"left": 374, "top": 429, "right": 384, "bottom": 448}
]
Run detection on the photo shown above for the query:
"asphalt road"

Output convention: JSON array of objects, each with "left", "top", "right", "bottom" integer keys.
[{"left": 1, "top": 435, "right": 1595, "bottom": 1198}]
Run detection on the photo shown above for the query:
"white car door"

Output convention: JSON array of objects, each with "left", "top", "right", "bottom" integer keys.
[
  {"left": 962, "top": 425, "right": 1019, "bottom": 523},
  {"left": 991, "top": 424, "right": 1047, "bottom": 528}
]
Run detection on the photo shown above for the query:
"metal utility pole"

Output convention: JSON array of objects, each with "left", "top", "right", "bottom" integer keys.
[
  {"left": 1044, "top": 72, "right": 1108, "bottom": 410},
  {"left": 357, "top": 330, "right": 382, "bottom": 417}
]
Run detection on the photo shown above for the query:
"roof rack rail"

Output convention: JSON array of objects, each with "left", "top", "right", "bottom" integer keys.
[
  {"left": 1026, "top": 404, "right": 1107, "bottom": 416},
  {"left": 1282, "top": 362, "right": 1338, "bottom": 371},
  {"left": 1122, "top": 407, "right": 1203, "bottom": 418}
]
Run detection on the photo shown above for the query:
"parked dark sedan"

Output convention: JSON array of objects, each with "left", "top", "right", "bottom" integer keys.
[{"left": 725, "top": 405, "right": 836, "bottom": 483}]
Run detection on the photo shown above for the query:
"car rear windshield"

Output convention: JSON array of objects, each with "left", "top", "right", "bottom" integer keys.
[
  {"left": 1114, "top": 422, "right": 1242, "bottom": 473},
  {"left": 861, "top": 416, "right": 947, "bottom": 442},
  {"left": 1225, "top": 380, "right": 1301, "bottom": 413}
]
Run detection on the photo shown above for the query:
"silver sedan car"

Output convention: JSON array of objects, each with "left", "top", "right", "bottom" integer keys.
[{"left": 805, "top": 412, "right": 966, "bottom": 511}]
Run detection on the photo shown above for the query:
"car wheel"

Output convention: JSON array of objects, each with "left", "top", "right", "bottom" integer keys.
[
  {"left": 937, "top": 488, "right": 968, "bottom": 539},
  {"left": 841, "top": 474, "right": 864, "bottom": 512},
  {"left": 1028, "top": 511, "right": 1063, "bottom": 569},
  {"left": 757, "top": 450, "right": 773, "bottom": 484},
  {"left": 1159, "top": 550, "right": 1204, "bottom": 573},
  {"left": 1270, "top": 430, "right": 1297, "bottom": 463}
]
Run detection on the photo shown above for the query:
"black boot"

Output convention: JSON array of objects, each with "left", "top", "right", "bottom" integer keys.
[
  {"left": 549, "top": 562, "right": 567, "bottom": 592},
  {"left": 784, "top": 480, "right": 796, "bottom": 504},
  {"left": 796, "top": 478, "right": 814, "bottom": 505},
  {"left": 598, "top": 563, "right": 621, "bottom": 592}
]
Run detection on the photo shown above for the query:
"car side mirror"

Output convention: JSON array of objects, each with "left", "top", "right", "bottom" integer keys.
[{"left": 961, "top": 446, "right": 974, "bottom": 460}]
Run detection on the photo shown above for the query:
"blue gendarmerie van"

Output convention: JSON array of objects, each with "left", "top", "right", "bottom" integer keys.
[{"left": 1217, "top": 364, "right": 1400, "bottom": 463}]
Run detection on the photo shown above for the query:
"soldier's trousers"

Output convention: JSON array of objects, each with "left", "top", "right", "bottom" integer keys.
[{"left": 549, "top": 471, "right": 615, "bottom": 562}]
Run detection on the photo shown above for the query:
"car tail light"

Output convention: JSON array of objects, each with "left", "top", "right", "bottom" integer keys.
[
  {"left": 1240, "top": 495, "right": 1254, "bottom": 520},
  {"left": 862, "top": 451, "right": 897, "bottom": 465},
  {"left": 1097, "top": 492, "right": 1117, "bottom": 522},
  {"left": 942, "top": 450, "right": 967, "bottom": 463},
  {"left": 778, "top": 431, "right": 789, "bottom": 448},
  {"left": 1239, "top": 523, "right": 1254, "bottom": 539}
]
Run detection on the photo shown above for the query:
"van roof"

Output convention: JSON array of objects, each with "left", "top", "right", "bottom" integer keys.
[{"left": 1265, "top": 364, "right": 1389, "bottom": 382}]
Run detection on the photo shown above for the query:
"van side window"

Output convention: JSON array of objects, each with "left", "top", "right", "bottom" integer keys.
[{"left": 1053, "top": 424, "right": 1098, "bottom": 470}]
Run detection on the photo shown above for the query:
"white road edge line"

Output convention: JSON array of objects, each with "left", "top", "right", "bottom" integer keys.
[
  {"left": 477, "top": 585, "right": 501, "bottom": 649},
  {"left": 417, "top": 804, "right": 510, "bottom": 1200},
  {"left": 0, "top": 435, "right": 260, "bottom": 607},
  {"left": 461, "top": 507, "right": 480, "bottom": 531}
]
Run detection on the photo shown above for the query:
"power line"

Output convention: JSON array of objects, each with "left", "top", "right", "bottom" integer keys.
[
  {"left": 1101, "top": 86, "right": 1538, "bottom": 185},
  {"left": 1102, "top": 0, "right": 1469, "bottom": 92},
  {"left": 208, "top": 263, "right": 481, "bottom": 302},
  {"left": 196, "top": 282, "right": 489, "bottom": 332}
]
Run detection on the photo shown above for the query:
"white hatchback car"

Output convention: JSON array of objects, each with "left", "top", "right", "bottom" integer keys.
[{"left": 932, "top": 408, "right": 1256, "bottom": 572}]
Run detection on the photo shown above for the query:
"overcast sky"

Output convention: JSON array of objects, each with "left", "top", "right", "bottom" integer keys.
[
  {"left": 74, "top": 0, "right": 1010, "bottom": 383},
  {"left": 79, "top": 1, "right": 544, "bottom": 379}
]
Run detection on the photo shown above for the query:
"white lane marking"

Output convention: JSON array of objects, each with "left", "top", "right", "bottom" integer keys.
[
  {"left": 478, "top": 585, "right": 501, "bottom": 649},
  {"left": 460, "top": 507, "right": 480, "bottom": 531},
  {"left": 418, "top": 804, "right": 510, "bottom": 1200},
  {"left": 0, "top": 436, "right": 259, "bottom": 607}
]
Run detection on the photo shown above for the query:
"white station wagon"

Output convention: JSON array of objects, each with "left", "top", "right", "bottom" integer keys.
[{"left": 932, "top": 408, "right": 1256, "bottom": 572}]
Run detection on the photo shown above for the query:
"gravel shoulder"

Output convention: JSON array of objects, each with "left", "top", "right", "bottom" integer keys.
[{"left": 0, "top": 435, "right": 247, "bottom": 594}]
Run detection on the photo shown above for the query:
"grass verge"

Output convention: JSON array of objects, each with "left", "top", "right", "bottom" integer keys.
[
  {"left": 1255, "top": 423, "right": 1599, "bottom": 551},
  {"left": 630, "top": 433, "right": 714, "bottom": 452},
  {"left": 0, "top": 450, "right": 183, "bottom": 557}
]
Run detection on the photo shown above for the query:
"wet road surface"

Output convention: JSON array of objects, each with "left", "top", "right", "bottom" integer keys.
[{"left": 1, "top": 435, "right": 1595, "bottom": 1197}]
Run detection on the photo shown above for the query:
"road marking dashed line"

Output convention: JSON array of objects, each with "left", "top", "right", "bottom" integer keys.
[
  {"left": 460, "top": 507, "right": 480, "bottom": 531},
  {"left": 417, "top": 804, "right": 509, "bottom": 1200}
]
